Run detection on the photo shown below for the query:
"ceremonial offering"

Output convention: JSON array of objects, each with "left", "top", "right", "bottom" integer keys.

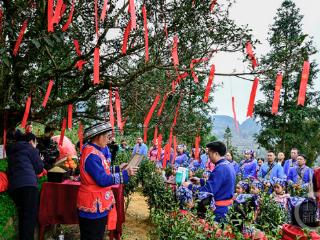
[
  {"left": 176, "top": 167, "right": 189, "bottom": 185},
  {"left": 125, "top": 154, "right": 144, "bottom": 170},
  {"left": 48, "top": 166, "right": 67, "bottom": 183}
]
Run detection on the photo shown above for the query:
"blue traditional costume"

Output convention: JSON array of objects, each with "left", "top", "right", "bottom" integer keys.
[
  {"left": 240, "top": 150, "right": 258, "bottom": 179},
  {"left": 258, "top": 161, "right": 286, "bottom": 185},
  {"left": 229, "top": 159, "right": 240, "bottom": 175},
  {"left": 287, "top": 165, "right": 313, "bottom": 188},
  {"left": 174, "top": 145, "right": 189, "bottom": 168},
  {"left": 188, "top": 158, "right": 236, "bottom": 222},
  {"left": 283, "top": 158, "right": 298, "bottom": 176}
]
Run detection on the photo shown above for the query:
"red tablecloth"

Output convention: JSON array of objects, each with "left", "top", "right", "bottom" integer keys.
[{"left": 38, "top": 180, "right": 125, "bottom": 240}]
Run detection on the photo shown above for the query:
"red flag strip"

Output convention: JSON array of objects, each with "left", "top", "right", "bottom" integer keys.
[
  {"left": 73, "top": 39, "right": 81, "bottom": 56},
  {"left": 52, "top": 0, "right": 63, "bottom": 25},
  {"left": 172, "top": 35, "right": 179, "bottom": 67},
  {"left": 67, "top": 104, "right": 73, "bottom": 129},
  {"left": 59, "top": 118, "right": 67, "bottom": 146},
  {"left": 115, "top": 91, "right": 123, "bottom": 132},
  {"left": 42, "top": 80, "right": 54, "bottom": 108},
  {"left": 157, "top": 94, "right": 168, "bottom": 117},
  {"left": 173, "top": 136, "right": 177, "bottom": 163},
  {"left": 142, "top": 5, "right": 149, "bottom": 63},
  {"left": 172, "top": 96, "right": 183, "bottom": 128},
  {"left": 129, "top": 0, "right": 136, "bottom": 29},
  {"left": 122, "top": 116, "right": 128, "bottom": 130},
  {"left": 162, "top": 144, "right": 169, "bottom": 169},
  {"left": 271, "top": 73, "right": 283, "bottom": 115},
  {"left": 297, "top": 61, "right": 310, "bottom": 106},
  {"left": 93, "top": 48, "right": 100, "bottom": 85},
  {"left": 203, "top": 64, "right": 215, "bottom": 103},
  {"left": 47, "top": 0, "right": 54, "bottom": 32},
  {"left": 190, "top": 58, "right": 209, "bottom": 83},
  {"left": 168, "top": 129, "right": 173, "bottom": 163},
  {"left": 121, "top": 20, "right": 131, "bottom": 55},
  {"left": 13, "top": 20, "right": 28, "bottom": 56},
  {"left": 246, "top": 77, "right": 259, "bottom": 118},
  {"left": 245, "top": 41, "right": 258, "bottom": 70},
  {"left": 153, "top": 126, "right": 158, "bottom": 143},
  {"left": 157, "top": 134, "right": 162, "bottom": 160},
  {"left": 231, "top": 96, "right": 239, "bottom": 133},
  {"left": 210, "top": 0, "right": 217, "bottom": 12},
  {"left": 21, "top": 96, "right": 31, "bottom": 128},
  {"left": 62, "top": 0, "right": 75, "bottom": 32},
  {"left": 143, "top": 94, "right": 161, "bottom": 142},
  {"left": 195, "top": 136, "right": 200, "bottom": 160},
  {"left": 109, "top": 90, "right": 115, "bottom": 136},
  {"left": 94, "top": 0, "right": 99, "bottom": 37},
  {"left": 100, "top": 0, "right": 108, "bottom": 22},
  {"left": 77, "top": 122, "right": 84, "bottom": 153}
]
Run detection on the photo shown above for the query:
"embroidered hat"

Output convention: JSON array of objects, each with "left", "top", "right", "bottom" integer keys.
[
  {"left": 251, "top": 179, "right": 264, "bottom": 190},
  {"left": 272, "top": 177, "right": 287, "bottom": 187},
  {"left": 176, "top": 186, "right": 193, "bottom": 207},
  {"left": 238, "top": 180, "right": 250, "bottom": 192},
  {"left": 84, "top": 122, "right": 112, "bottom": 140}
]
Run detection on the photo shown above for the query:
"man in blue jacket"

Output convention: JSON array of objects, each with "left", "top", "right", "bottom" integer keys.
[
  {"left": 183, "top": 141, "right": 236, "bottom": 222},
  {"left": 7, "top": 130, "right": 44, "bottom": 240}
]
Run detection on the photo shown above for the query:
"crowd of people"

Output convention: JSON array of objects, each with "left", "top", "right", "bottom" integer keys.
[{"left": 3, "top": 121, "right": 320, "bottom": 239}]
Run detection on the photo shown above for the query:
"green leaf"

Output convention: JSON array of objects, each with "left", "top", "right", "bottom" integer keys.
[
  {"left": 31, "top": 39, "right": 41, "bottom": 49},
  {"left": 43, "top": 38, "right": 54, "bottom": 47}
]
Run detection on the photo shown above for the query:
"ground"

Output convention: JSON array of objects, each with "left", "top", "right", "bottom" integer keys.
[{"left": 45, "top": 191, "right": 154, "bottom": 240}]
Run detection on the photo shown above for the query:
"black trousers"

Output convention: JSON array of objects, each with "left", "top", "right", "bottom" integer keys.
[
  {"left": 10, "top": 186, "right": 39, "bottom": 240},
  {"left": 79, "top": 216, "right": 107, "bottom": 240}
]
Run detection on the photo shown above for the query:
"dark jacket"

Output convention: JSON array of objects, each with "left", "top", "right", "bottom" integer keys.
[{"left": 7, "top": 141, "right": 43, "bottom": 191}]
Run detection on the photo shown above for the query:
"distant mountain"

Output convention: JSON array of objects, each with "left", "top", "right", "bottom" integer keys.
[{"left": 212, "top": 115, "right": 262, "bottom": 153}]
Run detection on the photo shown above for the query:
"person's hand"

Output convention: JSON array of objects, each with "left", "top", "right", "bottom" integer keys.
[
  {"left": 182, "top": 181, "right": 190, "bottom": 188},
  {"left": 293, "top": 184, "right": 301, "bottom": 189},
  {"left": 190, "top": 177, "right": 200, "bottom": 184},
  {"left": 127, "top": 167, "right": 138, "bottom": 176},
  {"left": 119, "top": 163, "right": 128, "bottom": 170}
]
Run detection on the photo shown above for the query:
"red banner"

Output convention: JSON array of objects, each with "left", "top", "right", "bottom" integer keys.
[
  {"left": 153, "top": 126, "right": 158, "bottom": 144},
  {"left": 172, "top": 35, "right": 179, "bottom": 67},
  {"left": 162, "top": 144, "right": 169, "bottom": 169},
  {"left": 172, "top": 96, "right": 183, "bottom": 128},
  {"left": 13, "top": 20, "right": 28, "bottom": 56},
  {"left": 93, "top": 48, "right": 100, "bottom": 85},
  {"left": 246, "top": 78, "right": 259, "bottom": 118},
  {"left": 190, "top": 58, "right": 209, "bottom": 83},
  {"left": 42, "top": 80, "right": 54, "bottom": 108},
  {"left": 52, "top": 0, "right": 63, "bottom": 24},
  {"left": 77, "top": 122, "right": 84, "bottom": 153},
  {"left": 47, "top": 0, "right": 54, "bottom": 32},
  {"left": 203, "top": 64, "right": 215, "bottom": 103},
  {"left": 121, "top": 20, "right": 131, "bottom": 55},
  {"left": 62, "top": 0, "right": 75, "bottom": 32},
  {"left": 271, "top": 73, "right": 283, "bottom": 114},
  {"left": 115, "top": 91, "right": 123, "bottom": 132},
  {"left": 129, "top": 0, "right": 136, "bottom": 29},
  {"left": 59, "top": 118, "right": 67, "bottom": 146},
  {"left": 232, "top": 96, "right": 239, "bottom": 133},
  {"left": 109, "top": 90, "right": 115, "bottom": 136},
  {"left": 297, "top": 61, "right": 310, "bottom": 106},
  {"left": 245, "top": 41, "right": 258, "bottom": 70},
  {"left": 142, "top": 5, "right": 149, "bottom": 63},
  {"left": 157, "top": 94, "right": 168, "bottom": 117},
  {"left": 21, "top": 96, "right": 31, "bottom": 129},
  {"left": 100, "top": 0, "right": 108, "bottom": 22},
  {"left": 195, "top": 136, "right": 201, "bottom": 160},
  {"left": 67, "top": 104, "right": 73, "bottom": 129},
  {"left": 73, "top": 39, "right": 82, "bottom": 56},
  {"left": 143, "top": 95, "right": 160, "bottom": 142}
]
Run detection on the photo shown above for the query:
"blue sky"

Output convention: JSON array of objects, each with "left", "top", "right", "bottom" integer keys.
[{"left": 213, "top": 0, "right": 320, "bottom": 123}]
